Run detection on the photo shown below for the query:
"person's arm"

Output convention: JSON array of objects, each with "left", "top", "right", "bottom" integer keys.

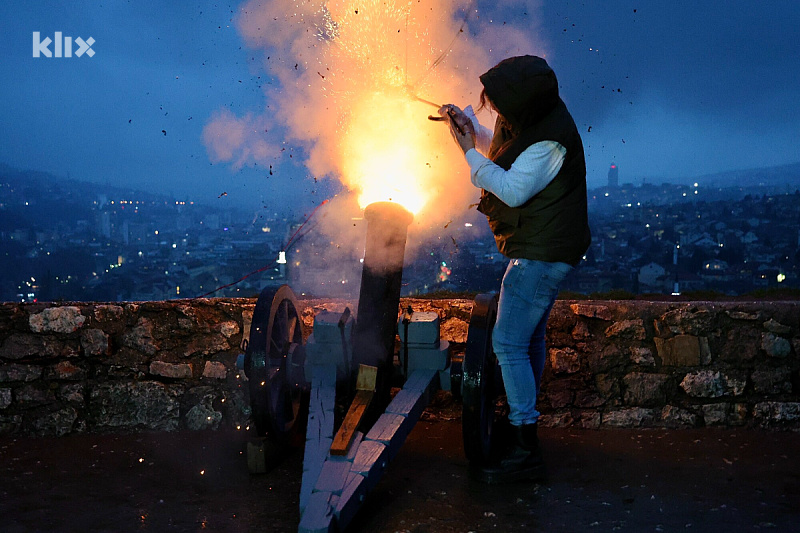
[
  {"left": 463, "top": 105, "right": 493, "bottom": 155},
  {"left": 465, "top": 141, "right": 566, "bottom": 207}
]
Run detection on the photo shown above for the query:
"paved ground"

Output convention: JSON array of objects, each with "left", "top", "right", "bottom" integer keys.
[{"left": 2, "top": 403, "right": 799, "bottom": 532}]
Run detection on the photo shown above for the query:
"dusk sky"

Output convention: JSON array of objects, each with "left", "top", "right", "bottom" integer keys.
[{"left": 2, "top": 1, "right": 799, "bottom": 214}]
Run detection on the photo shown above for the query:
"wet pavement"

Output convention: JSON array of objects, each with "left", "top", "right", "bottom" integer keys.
[{"left": 2, "top": 403, "right": 799, "bottom": 532}]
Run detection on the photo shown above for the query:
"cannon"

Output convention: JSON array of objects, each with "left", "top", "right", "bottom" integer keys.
[{"left": 241, "top": 201, "right": 508, "bottom": 531}]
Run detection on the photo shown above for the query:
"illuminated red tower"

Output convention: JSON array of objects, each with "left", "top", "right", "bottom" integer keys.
[{"left": 608, "top": 163, "right": 619, "bottom": 188}]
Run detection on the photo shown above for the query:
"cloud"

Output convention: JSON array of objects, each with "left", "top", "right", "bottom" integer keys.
[{"left": 202, "top": 108, "right": 278, "bottom": 169}]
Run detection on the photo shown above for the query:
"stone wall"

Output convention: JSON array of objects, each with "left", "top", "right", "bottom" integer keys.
[{"left": 1, "top": 298, "right": 798, "bottom": 436}]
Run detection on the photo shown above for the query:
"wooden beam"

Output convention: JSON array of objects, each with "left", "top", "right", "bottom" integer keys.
[
  {"left": 300, "top": 364, "right": 337, "bottom": 512},
  {"left": 329, "top": 365, "right": 377, "bottom": 456}
]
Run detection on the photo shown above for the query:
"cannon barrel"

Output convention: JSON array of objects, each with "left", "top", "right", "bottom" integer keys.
[{"left": 352, "top": 201, "right": 414, "bottom": 388}]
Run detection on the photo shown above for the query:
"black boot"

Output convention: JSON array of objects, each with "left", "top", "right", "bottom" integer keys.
[{"left": 469, "top": 423, "right": 546, "bottom": 484}]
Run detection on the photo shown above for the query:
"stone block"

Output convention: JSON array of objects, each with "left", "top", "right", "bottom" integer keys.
[
  {"left": 588, "top": 345, "right": 627, "bottom": 373},
  {"left": 754, "top": 402, "right": 800, "bottom": 427},
  {"left": 1, "top": 334, "right": 42, "bottom": 360},
  {"left": 725, "top": 309, "right": 762, "bottom": 321},
  {"left": 184, "top": 335, "right": 230, "bottom": 357},
  {"left": 203, "top": 361, "right": 228, "bottom": 379},
  {"left": 701, "top": 402, "right": 748, "bottom": 426},
  {"left": 594, "top": 374, "right": 620, "bottom": 400},
  {"left": 660, "top": 405, "right": 697, "bottom": 428},
  {"left": 549, "top": 347, "right": 581, "bottom": 374},
  {"left": 752, "top": 369, "right": 792, "bottom": 395},
  {"left": 604, "top": 319, "right": 646, "bottom": 340},
  {"left": 150, "top": 361, "right": 193, "bottom": 379},
  {"left": 440, "top": 317, "right": 468, "bottom": 344},
  {"left": 723, "top": 328, "right": 760, "bottom": 362},
  {"left": 0, "top": 388, "right": 11, "bottom": 409},
  {"left": 58, "top": 383, "right": 85, "bottom": 404},
  {"left": 123, "top": 318, "right": 158, "bottom": 355},
  {"left": 571, "top": 320, "right": 592, "bottom": 340},
  {"left": 629, "top": 346, "right": 656, "bottom": 366},
  {"left": 30, "top": 406, "right": 78, "bottom": 437},
  {"left": 575, "top": 389, "right": 606, "bottom": 408},
  {"left": 0, "top": 414, "right": 21, "bottom": 436},
  {"left": 762, "top": 333, "right": 791, "bottom": 358},
  {"left": 656, "top": 306, "right": 713, "bottom": 336},
  {"left": 680, "top": 370, "right": 745, "bottom": 398},
  {"left": 680, "top": 370, "right": 724, "bottom": 397},
  {"left": 0, "top": 363, "right": 42, "bottom": 382},
  {"left": 48, "top": 361, "right": 85, "bottom": 381},
  {"left": 93, "top": 304, "right": 123, "bottom": 322},
  {"left": 185, "top": 400, "right": 222, "bottom": 431},
  {"left": 538, "top": 411, "right": 574, "bottom": 427},
  {"left": 546, "top": 380, "right": 575, "bottom": 408},
  {"left": 602, "top": 407, "right": 657, "bottom": 428},
  {"left": 29, "top": 306, "right": 85, "bottom": 333},
  {"left": 654, "top": 335, "right": 700, "bottom": 366},
  {"left": 397, "top": 311, "right": 439, "bottom": 345},
  {"left": 219, "top": 320, "right": 240, "bottom": 338},
  {"left": 763, "top": 319, "right": 792, "bottom": 335},
  {"left": 1, "top": 334, "right": 78, "bottom": 360},
  {"left": 81, "top": 328, "right": 110, "bottom": 357},
  {"left": 570, "top": 303, "right": 613, "bottom": 321},
  {"left": 699, "top": 336, "right": 712, "bottom": 365},
  {"left": 15, "top": 385, "right": 55, "bottom": 407},
  {"left": 89, "top": 381, "right": 180, "bottom": 431},
  {"left": 623, "top": 372, "right": 670, "bottom": 406}
]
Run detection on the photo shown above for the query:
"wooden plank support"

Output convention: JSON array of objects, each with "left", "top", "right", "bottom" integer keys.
[
  {"left": 301, "top": 368, "right": 439, "bottom": 532},
  {"left": 402, "top": 367, "right": 439, "bottom": 393},
  {"left": 298, "top": 491, "right": 339, "bottom": 533},
  {"left": 335, "top": 473, "right": 368, "bottom": 528},
  {"left": 330, "top": 365, "right": 377, "bottom": 456},
  {"left": 330, "top": 390, "right": 373, "bottom": 456},
  {"left": 300, "top": 364, "right": 337, "bottom": 512},
  {"left": 350, "top": 439, "right": 388, "bottom": 489},
  {"left": 365, "top": 368, "right": 438, "bottom": 461}
]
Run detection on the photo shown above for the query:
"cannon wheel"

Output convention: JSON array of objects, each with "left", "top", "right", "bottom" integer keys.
[
  {"left": 244, "top": 284, "right": 306, "bottom": 442},
  {"left": 462, "top": 293, "right": 507, "bottom": 464}
]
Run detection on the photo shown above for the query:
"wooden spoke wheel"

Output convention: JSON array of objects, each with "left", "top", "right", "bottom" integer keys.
[
  {"left": 244, "top": 284, "right": 307, "bottom": 441},
  {"left": 461, "top": 293, "right": 508, "bottom": 464}
]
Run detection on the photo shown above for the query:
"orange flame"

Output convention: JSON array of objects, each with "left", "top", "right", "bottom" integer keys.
[{"left": 218, "top": 0, "right": 540, "bottom": 223}]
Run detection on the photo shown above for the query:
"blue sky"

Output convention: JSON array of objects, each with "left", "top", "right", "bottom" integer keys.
[{"left": 1, "top": 1, "right": 799, "bottom": 213}]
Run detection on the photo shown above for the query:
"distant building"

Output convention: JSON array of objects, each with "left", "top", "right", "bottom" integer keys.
[
  {"left": 608, "top": 163, "right": 619, "bottom": 188},
  {"left": 638, "top": 262, "right": 666, "bottom": 288}
]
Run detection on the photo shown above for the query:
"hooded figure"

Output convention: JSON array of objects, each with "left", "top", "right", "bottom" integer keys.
[
  {"left": 478, "top": 55, "right": 591, "bottom": 266},
  {"left": 440, "top": 55, "right": 590, "bottom": 484}
]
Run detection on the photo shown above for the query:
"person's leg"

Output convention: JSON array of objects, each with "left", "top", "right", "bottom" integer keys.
[
  {"left": 472, "top": 258, "right": 572, "bottom": 483},
  {"left": 492, "top": 259, "right": 572, "bottom": 427},
  {"left": 530, "top": 300, "right": 555, "bottom": 397}
]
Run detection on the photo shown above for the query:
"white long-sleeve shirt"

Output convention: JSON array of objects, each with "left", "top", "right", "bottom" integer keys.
[{"left": 463, "top": 106, "right": 566, "bottom": 208}]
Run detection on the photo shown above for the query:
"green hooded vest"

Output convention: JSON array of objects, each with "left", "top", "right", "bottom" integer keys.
[{"left": 477, "top": 56, "right": 591, "bottom": 265}]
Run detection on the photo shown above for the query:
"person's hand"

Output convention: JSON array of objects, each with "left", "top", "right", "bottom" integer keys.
[{"left": 438, "top": 104, "right": 476, "bottom": 154}]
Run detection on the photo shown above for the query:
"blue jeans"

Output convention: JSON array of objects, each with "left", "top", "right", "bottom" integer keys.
[{"left": 493, "top": 258, "right": 573, "bottom": 426}]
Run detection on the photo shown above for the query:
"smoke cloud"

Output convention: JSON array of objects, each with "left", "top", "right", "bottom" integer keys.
[{"left": 203, "top": 0, "right": 543, "bottom": 292}]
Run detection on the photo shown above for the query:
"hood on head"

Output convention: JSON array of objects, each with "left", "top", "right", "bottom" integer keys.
[{"left": 479, "top": 55, "right": 560, "bottom": 130}]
